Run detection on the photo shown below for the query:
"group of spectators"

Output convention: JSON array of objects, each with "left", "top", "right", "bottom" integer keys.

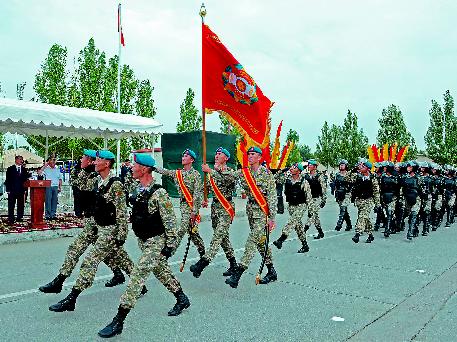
[{"left": 5, "top": 155, "right": 62, "bottom": 224}]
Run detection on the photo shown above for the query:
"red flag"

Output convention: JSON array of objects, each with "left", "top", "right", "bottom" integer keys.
[
  {"left": 202, "top": 24, "right": 273, "bottom": 148},
  {"left": 118, "top": 4, "right": 125, "bottom": 47}
]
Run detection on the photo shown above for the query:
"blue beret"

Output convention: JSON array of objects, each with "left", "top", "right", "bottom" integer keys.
[
  {"left": 83, "top": 149, "right": 97, "bottom": 158},
  {"left": 308, "top": 159, "right": 318, "bottom": 166},
  {"left": 182, "top": 148, "right": 197, "bottom": 160},
  {"left": 338, "top": 159, "right": 348, "bottom": 165},
  {"left": 215, "top": 147, "right": 230, "bottom": 159},
  {"left": 96, "top": 150, "right": 115, "bottom": 160},
  {"left": 296, "top": 162, "right": 304, "bottom": 171},
  {"left": 134, "top": 153, "right": 156, "bottom": 168},
  {"left": 247, "top": 146, "right": 262, "bottom": 155}
]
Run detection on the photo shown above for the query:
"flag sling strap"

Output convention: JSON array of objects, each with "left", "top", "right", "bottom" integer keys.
[
  {"left": 208, "top": 174, "right": 235, "bottom": 222},
  {"left": 176, "top": 170, "right": 193, "bottom": 209},
  {"left": 241, "top": 168, "right": 269, "bottom": 216}
]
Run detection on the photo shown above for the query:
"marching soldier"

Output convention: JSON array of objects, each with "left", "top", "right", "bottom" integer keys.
[
  {"left": 38, "top": 149, "right": 130, "bottom": 294},
  {"left": 443, "top": 166, "right": 456, "bottom": 227},
  {"left": 225, "top": 146, "right": 277, "bottom": 288},
  {"left": 189, "top": 147, "right": 238, "bottom": 278},
  {"left": 400, "top": 161, "right": 422, "bottom": 240},
  {"left": 373, "top": 162, "right": 386, "bottom": 231},
  {"left": 98, "top": 153, "right": 190, "bottom": 338},
  {"left": 272, "top": 162, "right": 312, "bottom": 253},
  {"left": 333, "top": 159, "right": 353, "bottom": 232},
  {"left": 304, "top": 159, "right": 327, "bottom": 239},
  {"left": 350, "top": 159, "right": 380, "bottom": 243},
  {"left": 418, "top": 162, "right": 433, "bottom": 236},
  {"left": 379, "top": 162, "right": 399, "bottom": 237},
  {"left": 48, "top": 150, "right": 136, "bottom": 312},
  {"left": 155, "top": 148, "right": 206, "bottom": 257},
  {"left": 430, "top": 163, "right": 444, "bottom": 231}
]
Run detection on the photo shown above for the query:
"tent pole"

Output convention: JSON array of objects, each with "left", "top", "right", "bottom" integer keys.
[
  {"left": 45, "top": 130, "right": 49, "bottom": 160},
  {"left": 152, "top": 134, "right": 155, "bottom": 158},
  {"left": 116, "top": 139, "right": 121, "bottom": 176}
]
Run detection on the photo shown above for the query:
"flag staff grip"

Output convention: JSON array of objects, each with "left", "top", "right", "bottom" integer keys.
[{"left": 200, "top": 3, "right": 208, "bottom": 201}]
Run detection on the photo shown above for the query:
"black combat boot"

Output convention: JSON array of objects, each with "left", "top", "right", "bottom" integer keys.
[
  {"left": 344, "top": 210, "right": 352, "bottom": 231},
  {"left": 422, "top": 214, "right": 430, "bottom": 236},
  {"left": 297, "top": 240, "right": 309, "bottom": 253},
  {"left": 141, "top": 285, "right": 148, "bottom": 296},
  {"left": 259, "top": 264, "right": 277, "bottom": 284},
  {"left": 168, "top": 290, "right": 190, "bottom": 316},
  {"left": 225, "top": 265, "right": 246, "bottom": 288},
  {"left": 49, "top": 288, "right": 81, "bottom": 312},
  {"left": 39, "top": 274, "right": 67, "bottom": 293},
  {"left": 303, "top": 225, "right": 310, "bottom": 233},
  {"left": 407, "top": 214, "right": 417, "bottom": 240},
  {"left": 222, "top": 257, "right": 238, "bottom": 276},
  {"left": 314, "top": 227, "right": 324, "bottom": 240},
  {"left": 105, "top": 267, "right": 125, "bottom": 287},
  {"left": 352, "top": 233, "right": 360, "bottom": 243},
  {"left": 273, "top": 234, "right": 287, "bottom": 249},
  {"left": 189, "top": 257, "right": 210, "bottom": 278},
  {"left": 98, "top": 305, "right": 130, "bottom": 338},
  {"left": 365, "top": 234, "right": 374, "bottom": 243}
]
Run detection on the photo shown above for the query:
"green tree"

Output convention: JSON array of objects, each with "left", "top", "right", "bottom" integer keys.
[
  {"left": 426, "top": 91, "right": 457, "bottom": 165},
  {"left": 131, "top": 79, "right": 158, "bottom": 150},
  {"left": 377, "top": 104, "right": 417, "bottom": 160},
  {"left": 339, "top": 110, "right": 368, "bottom": 166},
  {"left": 315, "top": 121, "right": 335, "bottom": 167},
  {"left": 16, "top": 82, "right": 26, "bottom": 100},
  {"left": 176, "top": 88, "right": 201, "bottom": 132},
  {"left": 285, "top": 129, "right": 301, "bottom": 166},
  {"left": 298, "top": 144, "right": 314, "bottom": 161}
]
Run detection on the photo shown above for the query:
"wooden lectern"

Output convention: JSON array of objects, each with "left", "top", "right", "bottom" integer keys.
[{"left": 25, "top": 180, "right": 51, "bottom": 229}]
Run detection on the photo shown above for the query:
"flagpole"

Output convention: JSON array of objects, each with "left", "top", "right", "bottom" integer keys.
[
  {"left": 116, "top": 2, "right": 122, "bottom": 175},
  {"left": 200, "top": 3, "right": 208, "bottom": 201}
]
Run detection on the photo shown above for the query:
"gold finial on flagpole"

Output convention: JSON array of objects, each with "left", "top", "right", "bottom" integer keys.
[{"left": 199, "top": 3, "right": 207, "bottom": 23}]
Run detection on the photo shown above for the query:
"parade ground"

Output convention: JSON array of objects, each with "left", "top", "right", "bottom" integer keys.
[{"left": 1, "top": 195, "right": 456, "bottom": 342}]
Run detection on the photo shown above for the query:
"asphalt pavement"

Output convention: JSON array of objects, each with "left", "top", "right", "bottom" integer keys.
[{"left": 1, "top": 195, "right": 456, "bottom": 342}]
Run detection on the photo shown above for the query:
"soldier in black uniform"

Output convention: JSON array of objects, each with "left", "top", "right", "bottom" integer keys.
[
  {"left": 379, "top": 162, "right": 399, "bottom": 238},
  {"left": 443, "top": 166, "right": 456, "bottom": 227},
  {"left": 333, "top": 159, "right": 353, "bottom": 232},
  {"left": 430, "top": 163, "right": 444, "bottom": 231},
  {"left": 399, "top": 161, "right": 422, "bottom": 240},
  {"left": 373, "top": 162, "right": 386, "bottom": 232},
  {"left": 418, "top": 162, "right": 433, "bottom": 236}
]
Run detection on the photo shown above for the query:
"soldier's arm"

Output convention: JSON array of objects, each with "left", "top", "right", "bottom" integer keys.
[
  {"left": 319, "top": 174, "right": 327, "bottom": 202},
  {"left": 266, "top": 171, "right": 277, "bottom": 220},
  {"left": 154, "top": 166, "right": 176, "bottom": 179},
  {"left": 192, "top": 171, "right": 203, "bottom": 214},
  {"left": 274, "top": 170, "right": 286, "bottom": 185},
  {"left": 150, "top": 189, "right": 178, "bottom": 249},
  {"left": 372, "top": 177, "right": 381, "bottom": 207},
  {"left": 302, "top": 178, "right": 313, "bottom": 204},
  {"left": 110, "top": 180, "right": 129, "bottom": 242}
]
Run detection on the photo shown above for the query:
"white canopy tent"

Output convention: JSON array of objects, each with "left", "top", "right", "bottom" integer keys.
[{"left": 0, "top": 98, "right": 163, "bottom": 169}]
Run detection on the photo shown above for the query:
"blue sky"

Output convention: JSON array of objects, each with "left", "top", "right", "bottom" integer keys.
[{"left": 1, "top": 0, "right": 456, "bottom": 150}]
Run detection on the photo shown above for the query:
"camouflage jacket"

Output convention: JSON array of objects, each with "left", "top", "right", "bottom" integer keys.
[
  {"left": 97, "top": 172, "right": 129, "bottom": 241},
  {"left": 208, "top": 166, "right": 237, "bottom": 204},
  {"left": 73, "top": 168, "right": 98, "bottom": 192},
  {"left": 155, "top": 166, "right": 203, "bottom": 214},
  {"left": 235, "top": 165, "right": 277, "bottom": 220}
]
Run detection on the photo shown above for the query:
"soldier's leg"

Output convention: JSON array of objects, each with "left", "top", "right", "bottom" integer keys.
[
  {"left": 360, "top": 199, "right": 374, "bottom": 242},
  {"left": 251, "top": 217, "right": 276, "bottom": 285},
  {"left": 352, "top": 199, "right": 365, "bottom": 243},
  {"left": 294, "top": 204, "right": 309, "bottom": 253},
  {"left": 274, "top": 204, "right": 298, "bottom": 249},
  {"left": 335, "top": 201, "right": 345, "bottom": 231}
]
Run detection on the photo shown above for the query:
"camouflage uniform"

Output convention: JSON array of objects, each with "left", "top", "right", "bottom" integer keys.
[
  {"left": 333, "top": 171, "right": 353, "bottom": 231},
  {"left": 350, "top": 172, "right": 380, "bottom": 236},
  {"left": 400, "top": 174, "right": 423, "bottom": 239},
  {"left": 379, "top": 173, "right": 399, "bottom": 237},
  {"left": 73, "top": 173, "right": 134, "bottom": 291},
  {"left": 120, "top": 184, "right": 182, "bottom": 309},
  {"left": 204, "top": 167, "right": 236, "bottom": 262},
  {"left": 237, "top": 165, "right": 277, "bottom": 269},
  {"left": 275, "top": 171, "right": 312, "bottom": 244},
  {"left": 155, "top": 167, "right": 205, "bottom": 256},
  {"left": 59, "top": 168, "right": 126, "bottom": 277},
  {"left": 304, "top": 171, "right": 327, "bottom": 237}
]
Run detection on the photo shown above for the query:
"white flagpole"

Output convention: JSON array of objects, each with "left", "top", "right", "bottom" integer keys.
[{"left": 116, "top": 2, "right": 122, "bottom": 175}]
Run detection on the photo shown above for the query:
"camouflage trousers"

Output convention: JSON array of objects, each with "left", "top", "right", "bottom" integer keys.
[
  {"left": 382, "top": 198, "right": 397, "bottom": 214},
  {"left": 74, "top": 225, "right": 134, "bottom": 291},
  {"left": 177, "top": 203, "right": 206, "bottom": 256},
  {"left": 240, "top": 203, "right": 273, "bottom": 268},
  {"left": 120, "top": 235, "right": 181, "bottom": 310},
  {"left": 281, "top": 203, "right": 307, "bottom": 242},
  {"left": 205, "top": 201, "right": 235, "bottom": 262},
  {"left": 445, "top": 194, "right": 456, "bottom": 208},
  {"left": 432, "top": 195, "right": 443, "bottom": 212},
  {"left": 420, "top": 195, "right": 432, "bottom": 214},
  {"left": 305, "top": 197, "right": 322, "bottom": 230},
  {"left": 59, "top": 217, "right": 117, "bottom": 277},
  {"left": 355, "top": 198, "right": 374, "bottom": 234},
  {"left": 404, "top": 198, "right": 421, "bottom": 218}
]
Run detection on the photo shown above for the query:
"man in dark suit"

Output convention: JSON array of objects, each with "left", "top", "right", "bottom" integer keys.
[{"left": 5, "top": 155, "right": 29, "bottom": 224}]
